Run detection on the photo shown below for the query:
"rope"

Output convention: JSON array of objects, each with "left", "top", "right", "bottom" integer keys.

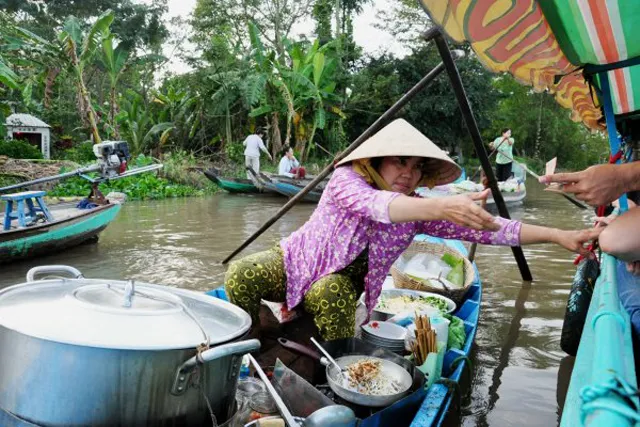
[
  {"left": 579, "top": 376, "right": 640, "bottom": 424},
  {"left": 105, "top": 283, "right": 217, "bottom": 423}
]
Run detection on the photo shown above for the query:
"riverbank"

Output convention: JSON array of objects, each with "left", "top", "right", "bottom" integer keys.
[{"left": 0, "top": 153, "right": 221, "bottom": 200}]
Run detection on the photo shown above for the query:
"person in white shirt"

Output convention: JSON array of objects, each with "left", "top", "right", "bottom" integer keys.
[
  {"left": 278, "top": 147, "right": 306, "bottom": 179},
  {"left": 243, "top": 130, "right": 272, "bottom": 179}
]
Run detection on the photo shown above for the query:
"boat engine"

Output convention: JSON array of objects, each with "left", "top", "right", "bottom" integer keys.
[
  {"left": 92, "top": 141, "right": 131, "bottom": 179},
  {"left": 0, "top": 141, "right": 162, "bottom": 196}
]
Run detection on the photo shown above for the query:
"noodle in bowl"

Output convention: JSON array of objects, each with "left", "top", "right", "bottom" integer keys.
[{"left": 325, "top": 355, "right": 413, "bottom": 407}]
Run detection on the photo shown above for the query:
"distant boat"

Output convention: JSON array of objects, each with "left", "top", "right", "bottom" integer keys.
[
  {"left": 417, "top": 177, "right": 527, "bottom": 206},
  {"left": 247, "top": 168, "right": 329, "bottom": 203},
  {"left": 0, "top": 201, "right": 121, "bottom": 264},
  {"left": 203, "top": 169, "right": 262, "bottom": 194}
]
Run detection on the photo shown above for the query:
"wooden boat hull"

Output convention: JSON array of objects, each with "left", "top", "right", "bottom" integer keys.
[
  {"left": 204, "top": 169, "right": 261, "bottom": 194},
  {"left": 418, "top": 183, "right": 526, "bottom": 206},
  {"left": 272, "top": 180, "right": 323, "bottom": 203},
  {"left": 0, "top": 203, "right": 121, "bottom": 264}
]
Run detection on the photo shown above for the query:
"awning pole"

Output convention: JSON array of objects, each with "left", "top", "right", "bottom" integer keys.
[
  {"left": 598, "top": 72, "right": 629, "bottom": 213},
  {"left": 432, "top": 31, "right": 533, "bottom": 281}
]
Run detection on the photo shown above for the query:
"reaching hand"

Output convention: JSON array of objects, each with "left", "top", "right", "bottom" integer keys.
[
  {"left": 554, "top": 228, "right": 603, "bottom": 255},
  {"left": 438, "top": 189, "right": 500, "bottom": 231},
  {"left": 539, "top": 164, "right": 627, "bottom": 206}
]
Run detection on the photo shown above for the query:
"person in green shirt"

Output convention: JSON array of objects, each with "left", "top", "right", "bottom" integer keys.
[{"left": 490, "top": 128, "right": 515, "bottom": 181}]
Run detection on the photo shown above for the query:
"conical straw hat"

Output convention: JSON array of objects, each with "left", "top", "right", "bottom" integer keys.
[{"left": 337, "top": 119, "right": 461, "bottom": 186}]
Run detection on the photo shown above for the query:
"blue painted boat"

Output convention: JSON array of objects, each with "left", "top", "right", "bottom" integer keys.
[
  {"left": 0, "top": 201, "right": 121, "bottom": 264},
  {"left": 208, "top": 234, "right": 481, "bottom": 426},
  {"left": 271, "top": 177, "right": 326, "bottom": 203}
]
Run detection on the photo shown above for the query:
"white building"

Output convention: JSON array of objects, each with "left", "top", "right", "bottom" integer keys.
[{"left": 5, "top": 113, "right": 51, "bottom": 159}]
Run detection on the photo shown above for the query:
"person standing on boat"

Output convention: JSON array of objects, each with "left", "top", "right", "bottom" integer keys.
[
  {"left": 278, "top": 146, "right": 306, "bottom": 179},
  {"left": 225, "top": 119, "right": 600, "bottom": 341},
  {"left": 243, "top": 129, "right": 272, "bottom": 180},
  {"left": 490, "top": 128, "right": 515, "bottom": 182}
]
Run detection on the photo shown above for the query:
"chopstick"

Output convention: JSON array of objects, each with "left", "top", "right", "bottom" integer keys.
[{"left": 412, "top": 313, "right": 438, "bottom": 365}]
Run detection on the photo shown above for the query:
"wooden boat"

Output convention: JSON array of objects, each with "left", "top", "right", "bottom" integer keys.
[
  {"left": 206, "top": 234, "right": 481, "bottom": 426},
  {"left": 250, "top": 170, "right": 328, "bottom": 203},
  {"left": 417, "top": 173, "right": 527, "bottom": 206},
  {"left": 0, "top": 201, "right": 121, "bottom": 264},
  {"left": 203, "top": 169, "right": 261, "bottom": 194},
  {"left": 270, "top": 175, "right": 328, "bottom": 203}
]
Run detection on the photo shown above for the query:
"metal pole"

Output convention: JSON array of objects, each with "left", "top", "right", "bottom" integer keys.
[
  {"left": 433, "top": 32, "right": 533, "bottom": 281},
  {"left": 0, "top": 164, "right": 101, "bottom": 194},
  {"left": 222, "top": 56, "right": 460, "bottom": 264}
]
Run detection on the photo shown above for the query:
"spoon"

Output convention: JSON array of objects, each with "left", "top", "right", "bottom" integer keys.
[{"left": 309, "top": 337, "right": 349, "bottom": 381}]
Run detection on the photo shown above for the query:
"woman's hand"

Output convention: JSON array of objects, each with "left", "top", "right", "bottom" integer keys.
[
  {"left": 437, "top": 189, "right": 500, "bottom": 231},
  {"left": 553, "top": 228, "right": 603, "bottom": 255}
]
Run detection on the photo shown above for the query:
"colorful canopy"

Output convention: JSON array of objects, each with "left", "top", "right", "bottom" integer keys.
[{"left": 418, "top": 1, "right": 640, "bottom": 128}]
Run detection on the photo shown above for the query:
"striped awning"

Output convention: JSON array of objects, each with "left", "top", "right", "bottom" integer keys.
[{"left": 418, "top": 1, "right": 640, "bottom": 128}]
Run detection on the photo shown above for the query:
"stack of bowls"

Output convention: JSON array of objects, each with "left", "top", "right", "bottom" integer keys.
[{"left": 361, "top": 321, "right": 407, "bottom": 354}]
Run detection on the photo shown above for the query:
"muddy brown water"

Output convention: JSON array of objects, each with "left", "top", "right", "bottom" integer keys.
[{"left": 0, "top": 178, "right": 594, "bottom": 426}]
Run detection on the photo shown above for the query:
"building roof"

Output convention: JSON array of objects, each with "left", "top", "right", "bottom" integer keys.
[{"left": 5, "top": 113, "right": 50, "bottom": 128}]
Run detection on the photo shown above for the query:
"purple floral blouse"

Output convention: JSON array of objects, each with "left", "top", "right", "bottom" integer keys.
[{"left": 280, "top": 166, "right": 521, "bottom": 318}]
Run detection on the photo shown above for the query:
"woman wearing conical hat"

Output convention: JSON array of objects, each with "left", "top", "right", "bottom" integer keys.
[{"left": 225, "top": 119, "right": 601, "bottom": 340}]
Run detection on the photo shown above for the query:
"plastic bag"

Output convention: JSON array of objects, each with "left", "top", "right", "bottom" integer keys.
[{"left": 261, "top": 300, "right": 301, "bottom": 324}]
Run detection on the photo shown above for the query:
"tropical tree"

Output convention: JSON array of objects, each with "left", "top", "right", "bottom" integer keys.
[
  {"left": 98, "top": 31, "right": 130, "bottom": 139},
  {"left": 282, "top": 39, "right": 344, "bottom": 159},
  {"left": 9, "top": 10, "right": 115, "bottom": 143}
]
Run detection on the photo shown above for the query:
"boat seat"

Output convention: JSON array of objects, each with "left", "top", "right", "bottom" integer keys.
[{"left": 2, "top": 191, "right": 54, "bottom": 230}]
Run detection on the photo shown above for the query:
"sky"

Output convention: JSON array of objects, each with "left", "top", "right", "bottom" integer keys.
[{"left": 161, "top": 0, "right": 406, "bottom": 74}]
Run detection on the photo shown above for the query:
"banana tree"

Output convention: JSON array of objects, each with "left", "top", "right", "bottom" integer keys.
[
  {"left": 281, "top": 39, "right": 344, "bottom": 160},
  {"left": 243, "top": 22, "right": 293, "bottom": 157},
  {"left": 58, "top": 11, "right": 115, "bottom": 144},
  {"left": 10, "top": 11, "right": 115, "bottom": 143},
  {"left": 116, "top": 90, "right": 153, "bottom": 154},
  {"left": 98, "top": 32, "right": 130, "bottom": 139}
]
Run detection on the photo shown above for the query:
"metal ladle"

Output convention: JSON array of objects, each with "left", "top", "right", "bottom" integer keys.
[
  {"left": 247, "top": 354, "right": 357, "bottom": 427},
  {"left": 310, "top": 337, "right": 349, "bottom": 382}
]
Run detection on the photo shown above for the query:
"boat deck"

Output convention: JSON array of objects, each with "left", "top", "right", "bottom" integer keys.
[{"left": 1, "top": 203, "right": 90, "bottom": 232}]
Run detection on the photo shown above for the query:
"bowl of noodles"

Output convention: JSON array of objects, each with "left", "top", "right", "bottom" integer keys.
[{"left": 360, "top": 289, "right": 456, "bottom": 320}]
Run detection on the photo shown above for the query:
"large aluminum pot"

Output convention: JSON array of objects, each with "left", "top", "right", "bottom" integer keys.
[{"left": 0, "top": 266, "right": 260, "bottom": 427}]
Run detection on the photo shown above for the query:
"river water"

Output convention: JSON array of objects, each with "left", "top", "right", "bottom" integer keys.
[{"left": 0, "top": 177, "right": 594, "bottom": 426}]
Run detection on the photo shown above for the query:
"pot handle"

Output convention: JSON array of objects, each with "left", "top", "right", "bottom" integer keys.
[
  {"left": 171, "top": 339, "right": 261, "bottom": 395},
  {"left": 26, "top": 265, "right": 84, "bottom": 282},
  {"left": 277, "top": 337, "right": 322, "bottom": 360}
]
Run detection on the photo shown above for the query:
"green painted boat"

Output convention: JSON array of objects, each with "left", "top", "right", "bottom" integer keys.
[
  {"left": 204, "top": 169, "right": 261, "bottom": 194},
  {"left": 0, "top": 202, "right": 121, "bottom": 264}
]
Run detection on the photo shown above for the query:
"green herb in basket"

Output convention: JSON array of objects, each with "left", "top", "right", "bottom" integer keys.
[{"left": 441, "top": 253, "right": 464, "bottom": 287}]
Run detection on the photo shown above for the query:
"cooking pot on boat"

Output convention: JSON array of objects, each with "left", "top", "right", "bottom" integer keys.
[{"left": 0, "top": 265, "right": 260, "bottom": 427}]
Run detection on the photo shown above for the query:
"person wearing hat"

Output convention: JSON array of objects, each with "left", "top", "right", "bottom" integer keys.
[{"left": 225, "top": 119, "right": 601, "bottom": 340}]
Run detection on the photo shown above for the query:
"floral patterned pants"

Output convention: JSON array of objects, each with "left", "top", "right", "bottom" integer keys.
[{"left": 225, "top": 246, "right": 366, "bottom": 340}]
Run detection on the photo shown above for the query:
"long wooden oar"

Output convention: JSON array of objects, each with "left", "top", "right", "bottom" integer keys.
[{"left": 222, "top": 54, "right": 462, "bottom": 264}]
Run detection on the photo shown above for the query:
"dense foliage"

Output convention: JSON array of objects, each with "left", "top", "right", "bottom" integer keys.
[
  {"left": 0, "top": 0, "right": 610, "bottom": 200},
  {"left": 0, "top": 139, "right": 43, "bottom": 159}
]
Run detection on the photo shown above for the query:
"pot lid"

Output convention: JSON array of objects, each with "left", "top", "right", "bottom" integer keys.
[{"left": 0, "top": 278, "right": 252, "bottom": 350}]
